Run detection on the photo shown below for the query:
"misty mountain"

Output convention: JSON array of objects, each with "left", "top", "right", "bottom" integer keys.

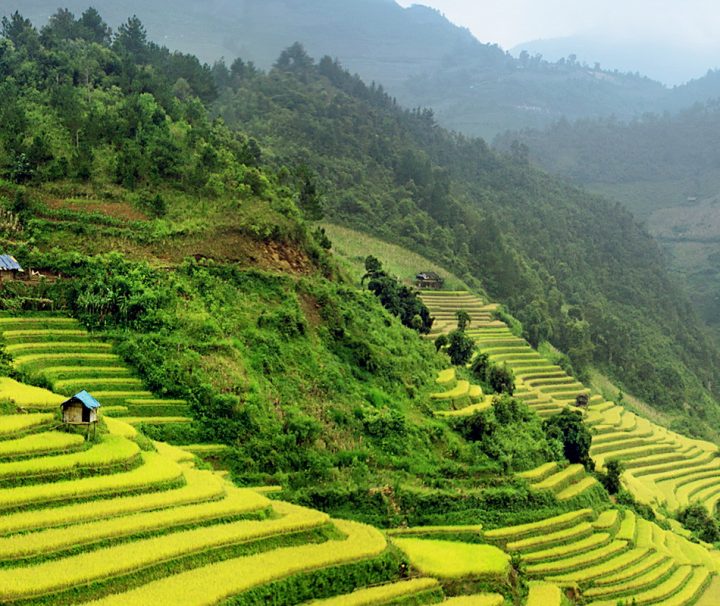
[
  {"left": 511, "top": 36, "right": 719, "bottom": 86},
  {"left": 494, "top": 102, "right": 720, "bottom": 339},
  {"left": 6, "top": 0, "right": 720, "bottom": 139}
]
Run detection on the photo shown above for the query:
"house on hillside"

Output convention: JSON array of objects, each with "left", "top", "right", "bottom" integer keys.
[
  {"left": 0, "top": 255, "right": 23, "bottom": 282},
  {"left": 61, "top": 391, "right": 101, "bottom": 425},
  {"left": 415, "top": 271, "right": 444, "bottom": 290}
]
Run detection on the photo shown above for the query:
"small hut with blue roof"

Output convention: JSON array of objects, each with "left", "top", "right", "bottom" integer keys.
[
  {"left": 0, "top": 255, "right": 23, "bottom": 282},
  {"left": 61, "top": 391, "right": 101, "bottom": 425}
]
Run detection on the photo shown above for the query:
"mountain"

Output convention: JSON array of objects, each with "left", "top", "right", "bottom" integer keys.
[
  {"left": 7, "top": 0, "right": 720, "bottom": 140},
  {"left": 511, "top": 36, "right": 719, "bottom": 86},
  {"left": 494, "top": 102, "right": 720, "bottom": 344}
]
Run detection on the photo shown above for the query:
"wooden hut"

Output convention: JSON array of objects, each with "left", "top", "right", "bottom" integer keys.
[
  {"left": 415, "top": 271, "right": 444, "bottom": 290},
  {"left": 0, "top": 255, "right": 23, "bottom": 282},
  {"left": 61, "top": 391, "right": 101, "bottom": 425}
]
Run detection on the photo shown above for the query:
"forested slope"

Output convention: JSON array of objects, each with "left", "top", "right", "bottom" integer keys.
[
  {"left": 209, "top": 44, "right": 720, "bottom": 435},
  {"left": 9, "top": 0, "right": 720, "bottom": 139},
  {"left": 494, "top": 102, "right": 720, "bottom": 340}
]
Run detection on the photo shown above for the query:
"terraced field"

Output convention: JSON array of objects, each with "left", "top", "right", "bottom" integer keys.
[
  {"left": 0, "top": 315, "right": 199, "bottom": 427},
  {"left": 421, "top": 291, "right": 720, "bottom": 518},
  {"left": 0, "top": 388, "right": 445, "bottom": 604}
]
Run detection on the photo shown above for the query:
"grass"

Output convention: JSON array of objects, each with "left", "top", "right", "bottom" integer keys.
[
  {"left": 527, "top": 582, "right": 562, "bottom": 606},
  {"left": 587, "top": 565, "right": 693, "bottom": 606},
  {"left": 0, "top": 431, "right": 85, "bottom": 459},
  {"left": 506, "top": 522, "right": 593, "bottom": 552},
  {"left": 0, "top": 485, "right": 269, "bottom": 561},
  {"left": 436, "top": 368, "right": 456, "bottom": 385},
  {"left": 585, "top": 557, "right": 674, "bottom": 598},
  {"left": 484, "top": 509, "right": 593, "bottom": 542},
  {"left": 531, "top": 465, "right": 585, "bottom": 492},
  {"left": 0, "top": 413, "right": 54, "bottom": 437},
  {"left": 615, "top": 510, "right": 636, "bottom": 542},
  {"left": 306, "top": 578, "right": 441, "bottom": 605},
  {"left": 521, "top": 533, "right": 610, "bottom": 563},
  {"left": 546, "top": 548, "right": 650, "bottom": 584},
  {"left": 0, "top": 377, "right": 65, "bottom": 408},
  {"left": 441, "top": 596, "right": 504, "bottom": 606},
  {"left": 321, "top": 223, "right": 471, "bottom": 290},
  {"left": 0, "top": 467, "right": 225, "bottom": 536},
  {"left": 526, "top": 541, "right": 629, "bottom": 575},
  {"left": 556, "top": 476, "right": 601, "bottom": 500},
  {"left": 0, "top": 434, "right": 140, "bottom": 485},
  {"left": 592, "top": 551, "right": 667, "bottom": 586},
  {"left": 84, "top": 518, "right": 387, "bottom": 606},
  {"left": 0, "top": 501, "right": 330, "bottom": 600},
  {"left": 430, "top": 381, "right": 470, "bottom": 400},
  {"left": 391, "top": 538, "right": 510, "bottom": 579},
  {"left": 0, "top": 452, "right": 183, "bottom": 512}
]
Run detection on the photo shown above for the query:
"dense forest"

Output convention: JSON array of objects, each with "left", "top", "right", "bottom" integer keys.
[
  {"left": 10, "top": 0, "right": 720, "bottom": 139},
  {"left": 1, "top": 8, "right": 719, "bottom": 440}
]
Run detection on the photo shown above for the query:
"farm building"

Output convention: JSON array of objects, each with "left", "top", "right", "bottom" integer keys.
[
  {"left": 61, "top": 390, "right": 101, "bottom": 424},
  {"left": 415, "top": 271, "right": 444, "bottom": 290},
  {"left": 0, "top": 255, "right": 23, "bottom": 281}
]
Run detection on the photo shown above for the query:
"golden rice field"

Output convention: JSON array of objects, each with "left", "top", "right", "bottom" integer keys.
[{"left": 2, "top": 294, "right": 720, "bottom": 604}]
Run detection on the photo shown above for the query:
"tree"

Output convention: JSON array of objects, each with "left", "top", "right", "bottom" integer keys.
[
  {"left": 114, "top": 16, "right": 149, "bottom": 64},
  {"left": 602, "top": 458, "right": 624, "bottom": 494},
  {"left": 470, "top": 352, "right": 490, "bottom": 381},
  {"left": 434, "top": 334, "right": 448, "bottom": 352},
  {"left": 446, "top": 329, "right": 474, "bottom": 366},
  {"left": 455, "top": 309, "right": 471, "bottom": 331},
  {"left": 78, "top": 8, "right": 112, "bottom": 45},
  {"left": 487, "top": 364, "right": 515, "bottom": 395},
  {"left": 296, "top": 166, "right": 324, "bottom": 220},
  {"left": 677, "top": 504, "right": 720, "bottom": 543},
  {"left": 543, "top": 409, "right": 594, "bottom": 471}
]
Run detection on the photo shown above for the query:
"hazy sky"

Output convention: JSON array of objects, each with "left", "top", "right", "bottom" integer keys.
[{"left": 396, "top": 0, "right": 720, "bottom": 50}]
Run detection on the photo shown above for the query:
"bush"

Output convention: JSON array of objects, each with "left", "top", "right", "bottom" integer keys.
[
  {"left": 543, "top": 408, "right": 593, "bottom": 471},
  {"left": 487, "top": 364, "right": 515, "bottom": 395},
  {"left": 446, "top": 329, "right": 474, "bottom": 366},
  {"left": 677, "top": 503, "right": 720, "bottom": 543}
]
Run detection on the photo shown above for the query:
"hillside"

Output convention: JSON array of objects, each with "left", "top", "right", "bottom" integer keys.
[
  {"left": 8, "top": 0, "right": 720, "bottom": 139},
  {"left": 209, "top": 42, "right": 720, "bottom": 435},
  {"left": 494, "top": 102, "right": 720, "bottom": 340}
]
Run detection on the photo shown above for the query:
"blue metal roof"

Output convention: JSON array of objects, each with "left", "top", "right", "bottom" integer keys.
[
  {"left": 0, "top": 255, "right": 22, "bottom": 271},
  {"left": 65, "top": 390, "right": 102, "bottom": 410}
]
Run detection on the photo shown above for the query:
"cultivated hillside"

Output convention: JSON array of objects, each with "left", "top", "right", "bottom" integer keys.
[{"left": 211, "top": 43, "right": 720, "bottom": 436}]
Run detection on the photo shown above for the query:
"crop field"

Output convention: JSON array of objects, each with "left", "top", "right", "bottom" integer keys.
[
  {"left": 422, "top": 290, "right": 720, "bottom": 518},
  {"left": 0, "top": 315, "right": 192, "bottom": 434},
  {"left": 1, "top": 299, "right": 719, "bottom": 603},
  {"left": 391, "top": 538, "right": 511, "bottom": 579}
]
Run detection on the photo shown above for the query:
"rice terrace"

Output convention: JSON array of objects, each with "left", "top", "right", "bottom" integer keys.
[{"left": 3, "top": 2, "right": 720, "bottom": 605}]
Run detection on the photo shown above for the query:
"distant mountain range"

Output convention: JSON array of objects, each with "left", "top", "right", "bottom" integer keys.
[
  {"left": 8, "top": 0, "right": 720, "bottom": 138},
  {"left": 511, "top": 36, "right": 720, "bottom": 86}
]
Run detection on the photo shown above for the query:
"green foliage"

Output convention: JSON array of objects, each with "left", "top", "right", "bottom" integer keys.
[
  {"left": 543, "top": 409, "right": 593, "bottom": 471},
  {"left": 487, "top": 364, "right": 515, "bottom": 396},
  {"left": 205, "top": 43, "right": 720, "bottom": 436},
  {"left": 455, "top": 310, "right": 471, "bottom": 331},
  {"left": 597, "top": 458, "right": 624, "bottom": 495},
  {"left": 677, "top": 503, "right": 720, "bottom": 543},
  {"left": 445, "top": 330, "right": 474, "bottom": 366},
  {"left": 451, "top": 395, "right": 562, "bottom": 473},
  {"left": 362, "top": 256, "right": 433, "bottom": 334}
]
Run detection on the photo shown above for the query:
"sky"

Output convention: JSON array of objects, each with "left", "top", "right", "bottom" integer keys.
[{"left": 395, "top": 0, "right": 720, "bottom": 51}]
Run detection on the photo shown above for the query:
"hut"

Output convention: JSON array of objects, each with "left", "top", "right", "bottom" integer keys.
[
  {"left": 415, "top": 271, "right": 444, "bottom": 290},
  {"left": 0, "top": 255, "right": 23, "bottom": 282},
  {"left": 61, "top": 391, "right": 101, "bottom": 425}
]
